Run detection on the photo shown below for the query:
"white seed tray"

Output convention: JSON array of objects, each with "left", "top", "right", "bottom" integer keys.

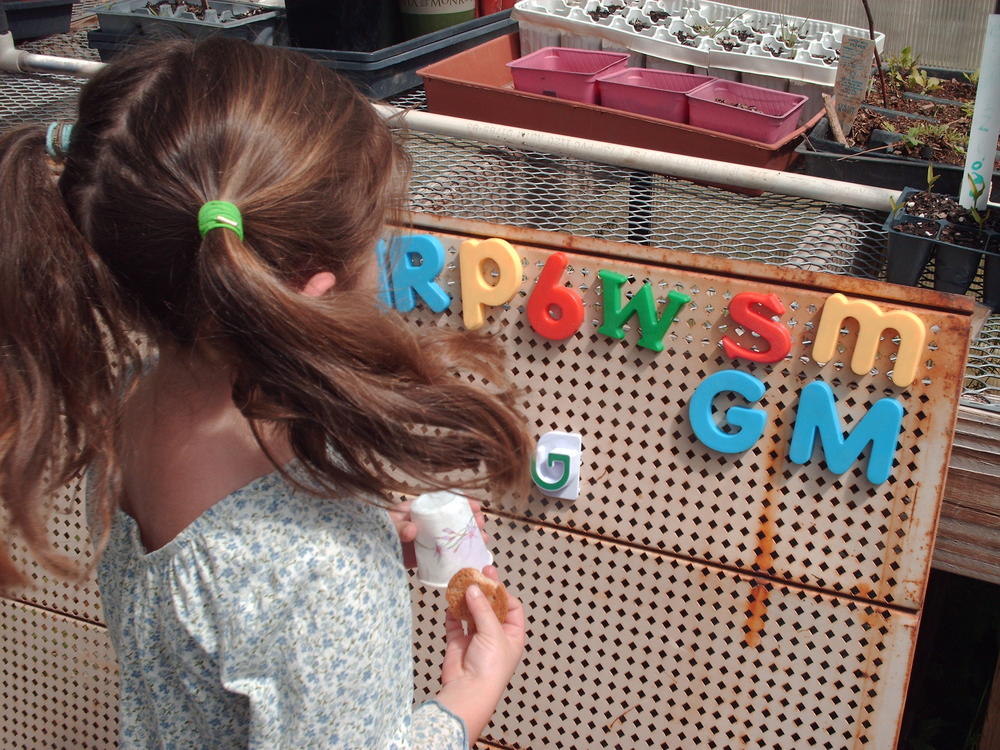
[{"left": 512, "top": 0, "right": 885, "bottom": 88}]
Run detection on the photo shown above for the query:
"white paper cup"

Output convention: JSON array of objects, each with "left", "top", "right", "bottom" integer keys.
[{"left": 410, "top": 490, "right": 493, "bottom": 588}]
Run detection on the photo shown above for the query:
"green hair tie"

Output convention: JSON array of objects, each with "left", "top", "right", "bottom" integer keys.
[{"left": 197, "top": 201, "right": 244, "bottom": 241}]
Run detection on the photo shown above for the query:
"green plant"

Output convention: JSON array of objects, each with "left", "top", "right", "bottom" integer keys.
[
  {"left": 926, "top": 164, "right": 940, "bottom": 192},
  {"left": 963, "top": 70, "right": 980, "bottom": 86},
  {"left": 886, "top": 46, "right": 919, "bottom": 82},
  {"left": 966, "top": 175, "right": 989, "bottom": 232},
  {"left": 898, "top": 124, "right": 968, "bottom": 156},
  {"left": 775, "top": 15, "right": 809, "bottom": 48},
  {"left": 908, "top": 67, "right": 942, "bottom": 94}
]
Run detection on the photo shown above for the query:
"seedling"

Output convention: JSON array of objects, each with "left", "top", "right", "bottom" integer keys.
[
  {"left": 926, "top": 165, "right": 940, "bottom": 192},
  {"left": 907, "top": 67, "right": 942, "bottom": 94},
  {"left": 966, "top": 175, "right": 989, "bottom": 233},
  {"left": 963, "top": 70, "right": 980, "bottom": 86}
]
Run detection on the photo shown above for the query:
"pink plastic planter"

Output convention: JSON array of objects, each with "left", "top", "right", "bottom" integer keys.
[
  {"left": 596, "top": 68, "right": 714, "bottom": 124},
  {"left": 686, "top": 79, "right": 809, "bottom": 144},
  {"left": 506, "top": 46, "right": 629, "bottom": 104}
]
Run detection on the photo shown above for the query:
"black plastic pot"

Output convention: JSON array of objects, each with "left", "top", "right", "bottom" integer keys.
[
  {"left": 934, "top": 233, "right": 988, "bottom": 295},
  {"left": 885, "top": 228, "right": 934, "bottom": 286},
  {"left": 4, "top": 0, "right": 73, "bottom": 39},
  {"left": 284, "top": 0, "right": 397, "bottom": 51},
  {"left": 883, "top": 187, "right": 1000, "bottom": 306},
  {"left": 983, "top": 240, "right": 1000, "bottom": 312}
]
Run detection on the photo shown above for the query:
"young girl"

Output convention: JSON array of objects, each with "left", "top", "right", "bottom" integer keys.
[{"left": 0, "top": 37, "right": 530, "bottom": 748}]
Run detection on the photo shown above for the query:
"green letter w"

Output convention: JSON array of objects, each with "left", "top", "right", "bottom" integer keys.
[{"left": 597, "top": 270, "right": 691, "bottom": 352}]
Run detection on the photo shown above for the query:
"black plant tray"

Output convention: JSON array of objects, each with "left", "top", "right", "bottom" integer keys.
[
  {"left": 5, "top": 0, "right": 73, "bottom": 40},
  {"left": 883, "top": 187, "right": 1000, "bottom": 309},
  {"left": 797, "top": 116, "right": 1000, "bottom": 195},
  {"left": 286, "top": 11, "right": 516, "bottom": 99},
  {"left": 89, "top": 10, "right": 516, "bottom": 100}
]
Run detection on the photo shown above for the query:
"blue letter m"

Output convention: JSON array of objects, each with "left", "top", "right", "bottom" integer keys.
[{"left": 789, "top": 381, "right": 904, "bottom": 485}]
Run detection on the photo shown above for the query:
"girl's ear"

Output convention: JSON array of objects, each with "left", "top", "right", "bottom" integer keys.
[{"left": 301, "top": 271, "right": 336, "bottom": 298}]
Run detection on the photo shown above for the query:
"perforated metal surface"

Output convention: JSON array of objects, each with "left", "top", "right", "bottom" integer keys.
[
  {"left": 412, "top": 518, "right": 916, "bottom": 750},
  {"left": 401, "top": 232, "right": 966, "bottom": 611},
  {"left": 398, "top": 225, "right": 967, "bottom": 748},
  {"left": 0, "top": 598, "right": 118, "bottom": 750}
]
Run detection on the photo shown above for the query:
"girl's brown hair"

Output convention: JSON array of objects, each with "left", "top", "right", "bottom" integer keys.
[{"left": 0, "top": 38, "right": 530, "bottom": 589}]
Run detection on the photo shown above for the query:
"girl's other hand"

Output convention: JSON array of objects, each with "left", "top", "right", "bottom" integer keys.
[{"left": 389, "top": 497, "right": 488, "bottom": 569}]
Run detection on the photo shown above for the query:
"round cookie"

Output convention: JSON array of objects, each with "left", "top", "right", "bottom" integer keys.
[{"left": 446, "top": 568, "right": 508, "bottom": 623}]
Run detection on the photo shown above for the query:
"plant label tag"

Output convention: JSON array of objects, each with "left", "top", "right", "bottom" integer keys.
[{"left": 834, "top": 35, "right": 876, "bottom": 135}]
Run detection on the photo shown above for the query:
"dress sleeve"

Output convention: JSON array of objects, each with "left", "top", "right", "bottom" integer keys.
[{"left": 206, "top": 491, "right": 467, "bottom": 749}]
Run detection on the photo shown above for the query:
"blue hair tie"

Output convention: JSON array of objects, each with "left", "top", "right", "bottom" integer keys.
[{"left": 45, "top": 121, "right": 74, "bottom": 160}]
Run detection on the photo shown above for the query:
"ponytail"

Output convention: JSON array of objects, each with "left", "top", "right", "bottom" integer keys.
[
  {"left": 195, "top": 228, "right": 530, "bottom": 503},
  {"left": 0, "top": 125, "right": 138, "bottom": 590}
]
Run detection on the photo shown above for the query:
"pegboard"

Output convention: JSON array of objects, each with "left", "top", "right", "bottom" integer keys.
[
  {"left": 0, "top": 598, "right": 118, "bottom": 750},
  {"left": 396, "top": 216, "right": 973, "bottom": 749}
]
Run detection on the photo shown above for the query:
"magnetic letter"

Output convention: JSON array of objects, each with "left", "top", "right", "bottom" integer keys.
[
  {"left": 376, "top": 239, "right": 394, "bottom": 308},
  {"left": 722, "top": 292, "right": 791, "bottom": 364},
  {"left": 459, "top": 238, "right": 522, "bottom": 330},
  {"left": 788, "top": 380, "right": 904, "bottom": 485},
  {"left": 812, "top": 293, "right": 927, "bottom": 388},
  {"left": 531, "top": 431, "right": 583, "bottom": 500},
  {"left": 597, "top": 270, "right": 690, "bottom": 352},
  {"left": 689, "top": 370, "right": 767, "bottom": 454},
  {"left": 527, "top": 252, "right": 585, "bottom": 340},
  {"left": 385, "top": 235, "right": 451, "bottom": 313}
]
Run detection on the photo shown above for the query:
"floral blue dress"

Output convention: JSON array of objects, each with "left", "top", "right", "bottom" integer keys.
[{"left": 94, "top": 465, "right": 466, "bottom": 749}]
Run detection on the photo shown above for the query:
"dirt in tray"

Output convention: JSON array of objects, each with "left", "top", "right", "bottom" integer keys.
[
  {"left": 145, "top": 0, "right": 269, "bottom": 19},
  {"left": 902, "top": 191, "right": 974, "bottom": 224},
  {"left": 895, "top": 218, "right": 939, "bottom": 239},
  {"left": 716, "top": 97, "right": 760, "bottom": 112},
  {"left": 846, "top": 106, "right": 999, "bottom": 169}
]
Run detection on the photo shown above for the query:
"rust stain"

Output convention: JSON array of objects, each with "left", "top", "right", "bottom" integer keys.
[
  {"left": 604, "top": 704, "right": 639, "bottom": 731},
  {"left": 743, "top": 582, "right": 771, "bottom": 649}
]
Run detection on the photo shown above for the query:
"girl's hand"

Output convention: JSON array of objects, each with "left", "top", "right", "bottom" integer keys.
[
  {"left": 389, "top": 498, "right": 488, "bottom": 569},
  {"left": 435, "top": 566, "right": 527, "bottom": 744}
]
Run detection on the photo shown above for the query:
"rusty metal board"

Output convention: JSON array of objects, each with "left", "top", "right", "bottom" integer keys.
[
  {"left": 396, "top": 219, "right": 972, "bottom": 611},
  {"left": 411, "top": 516, "right": 917, "bottom": 750},
  {"left": 387, "top": 217, "right": 971, "bottom": 749}
]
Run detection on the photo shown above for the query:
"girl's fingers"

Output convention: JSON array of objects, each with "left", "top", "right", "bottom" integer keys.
[{"left": 481, "top": 565, "right": 499, "bottom": 582}]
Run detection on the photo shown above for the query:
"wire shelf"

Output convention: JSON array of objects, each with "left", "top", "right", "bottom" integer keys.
[{"left": 0, "top": 36, "right": 996, "bottom": 408}]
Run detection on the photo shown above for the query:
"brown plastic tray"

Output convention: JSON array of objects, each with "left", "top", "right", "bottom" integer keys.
[{"left": 418, "top": 34, "right": 823, "bottom": 174}]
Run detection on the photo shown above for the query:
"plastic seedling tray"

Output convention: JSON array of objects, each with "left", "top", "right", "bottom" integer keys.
[
  {"left": 512, "top": 0, "right": 885, "bottom": 85},
  {"left": 686, "top": 78, "right": 807, "bottom": 144},
  {"left": 93, "top": 0, "right": 281, "bottom": 44},
  {"left": 5, "top": 0, "right": 73, "bottom": 40},
  {"left": 507, "top": 46, "right": 628, "bottom": 103},
  {"left": 596, "top": 67, "right": 712, "bottom": 123}
]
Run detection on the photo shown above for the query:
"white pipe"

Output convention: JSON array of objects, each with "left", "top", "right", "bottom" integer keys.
[
  {"left": 960, "top": 14, "right": 1000, "bottom": 210},
  {"left": 18, "top": 51, "right": 104, "bottom": 76},
  {"left": 0, "top": 33, "right": 105, "bottom": 76},
  {"left": 375, "top": 104, "right": 899, "bottom": 211}
]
